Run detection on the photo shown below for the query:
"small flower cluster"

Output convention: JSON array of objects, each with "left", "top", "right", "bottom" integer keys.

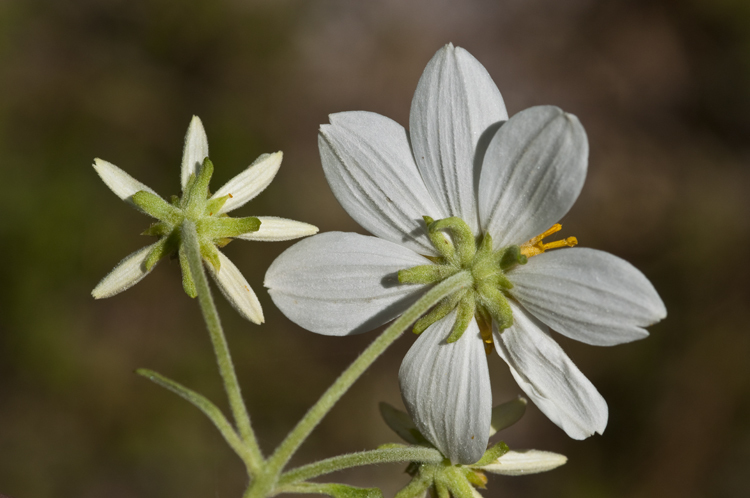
[{"left": 93, "top": 116, "right": 317, "bottom": 323}]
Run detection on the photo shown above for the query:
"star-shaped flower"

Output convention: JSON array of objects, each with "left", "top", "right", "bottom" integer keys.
[
  {"left": 93, "top": 116, "right": 318, "bottom": 323},
  {"left": 265, "top": 45, "right": 666, "bottom": 463}
]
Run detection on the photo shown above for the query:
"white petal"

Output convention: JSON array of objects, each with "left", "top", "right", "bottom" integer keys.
[
  {"left": 211, "top": 152, "right": 282, "bottom": 214},
  {"left": 509, "top": 248, "right": 667, "bottom": 346},
  {"left": 319, "top": 112, "right": 445, "bottom": 256},
  {"left": 235, "top": 217, "right": 318, "bottom": 242},
  {"left": 478, "top": 106, "right": 588, "bottom": 247},
  {"left": 399, "top": 314, "right": 492, "bottom": 464},
  {"left": 494, "top": 301, "right": 608, "bottom": 439},
  {"left": 410, "top": 44, "right": 508, "bottom": 233},
  {"left": 206, "top": 251, "right": 264, "bottom": 324},
  {"left": 181, "top": 116, "right": 209, "bottom": 190},
  {"left": 480, "top": 449, "right": 567, "bottom": 475},
  {"left": 93, "top": 158, "right": 157, "bottom": 203},
  {"left": 265, "top": 232, "right": 430, "bottom": 336},
  {"left": 92, "top": 243, "right": 158, "bottom": 299}
]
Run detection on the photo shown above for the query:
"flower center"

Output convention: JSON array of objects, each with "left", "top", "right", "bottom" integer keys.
[{"left": 399, "top": 218, "right": 577, "bottom": 354}]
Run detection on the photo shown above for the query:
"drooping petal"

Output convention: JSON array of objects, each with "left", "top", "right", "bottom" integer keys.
[
  {"left": 211, "top": 152, "right": 282, "bottom": 214},
  {"left": 478, "top": 106, "right": 588, "bottom": 247},
  {"left": 509, "top": 248, "right": 666, "bottom": 346},
  {"left": 399, "top": 313, "right": 492, "bottom": 464},
  {"left": 265, "top": 232, "right": 430, "bottom": 336},
  {"left": 494, "top": 301, "right": 608, "bottom": 439},
  {"left": 235, "top": 216, "right": 318, "bottom": 242},
  {"left": 480, "top": 449, "right": 567, "bottom": 476},
  {"left": 409, "top": 43, "right": 508, "bottom": 234},
  {"left": 319, "top": 112, "right": 445, "bottom": 256},
  {"left": 91, "top": 242, "right": 159, "bottom": 299},
  {"left": 206, "top": 251, "right": 264, "bottom": 324},
  {"left": 93, "top": 158, "right": 157, "bottom": 203},
  {"left": 181, "top": 116, "right": 209, "bottom": 190}
]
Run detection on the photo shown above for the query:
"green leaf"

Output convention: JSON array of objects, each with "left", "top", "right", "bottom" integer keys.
[{"left": 489, "top": 397, "right": 527, "bottom": 436}]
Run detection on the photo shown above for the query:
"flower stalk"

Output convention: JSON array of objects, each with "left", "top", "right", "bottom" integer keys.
[
  {"left": 247, "top": 270, "right": 473, "bottom": 498},
  {"left": 182, "top": 219, "right": 264, "bottom": 475}
]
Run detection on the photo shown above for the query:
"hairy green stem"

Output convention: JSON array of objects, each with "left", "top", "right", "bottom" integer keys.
[
  {"left": 182, "top": 220, "right": 264, "bottom": 475},
  {"left": 247, "top": 270, "right": 473, "bottom": 498},
  {"left": 278, "top": 447, "right": 444, "bottom": 487}
]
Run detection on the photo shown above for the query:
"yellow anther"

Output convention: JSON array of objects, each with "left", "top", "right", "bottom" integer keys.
[{"left": 520, "top": 225, "right": 578, "bottom": 258}]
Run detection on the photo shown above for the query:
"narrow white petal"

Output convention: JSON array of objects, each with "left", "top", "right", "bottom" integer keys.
[
  {"left": 319, "top": 112, "right": 445, "bottom": 256},
  {"left": 494, "top": 301, "right": 608, "bottom": 439},
  {"left": 211, "top": 152, "right": 282, "bottom": 214},
  {"left": 93, "top": 158, "right": 157, "bottom": 203},
  {"left": 509, "top": 248, "right": 667, "bottom": 346},
  {"left": 181, "top": 116, "right": 209, "bottom": 190},
  {"left": 235, "top": 217, "right": 318, "bottom": 242},
  {"left": 410, "top": 44, "right": 508, "bottom": 233},
  {"left": 92, "top": 243, "right": 158, "bottom": 299},
  {"left": 480, "top": 449, "right": 567, "bottom": 475},
  {"left": 478, "top": 106, "right": 588, "bottom": 247},
  {"left": 206, "top": 251, "right": 264, "bottom": 324},
  {"left": 265, "top": 232, "right": 430, "bottom": 336},
  {"left": 399, "top": 314, "right": 492, "bottom": 464}
]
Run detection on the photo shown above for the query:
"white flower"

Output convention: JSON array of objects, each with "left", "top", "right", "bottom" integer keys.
[
  {"left": 265, "top": 44, "right": 666, "bottom": 463},
  {"left": 93, "top": 116, "right": 318, "bottom": 324}
]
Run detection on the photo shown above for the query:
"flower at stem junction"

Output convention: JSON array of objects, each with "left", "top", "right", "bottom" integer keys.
[
  {"left": 265, "top": 44, "right": 666, "bottom": 463},
  {"left": 92, "top": 116, "right": 317, "bottom": 323}
]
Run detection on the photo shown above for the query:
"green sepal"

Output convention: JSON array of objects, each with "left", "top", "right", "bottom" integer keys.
[
  {"left": 215, "top": 237, "right": 232, "bottom": 248},
  {"left": 462, "top": 468, "right": 488, "bottom": 489},
  {"left": 169, "top": 194, "right": 180, "bottom": 207},
  {"left": 489, "top": 397, "right": 527, "bottom": 436},
  {"left": 143, "top": 237, "right": 170, "bottom": 271},
  {"left": 399, "top": 264, "right": 457, "bottom": 285},
  {"left": 395, "top": 471, "right": 432, "bottom": 498},
  {"left": 476, "top": 284, "right": 513, "bottom": 331},
  {"left": 413, "top": 291, "right": 463, "bottom": 335},
  {"left": 178, "top": 246, "right": 197, "bottom": 298},
  {"left": 498, "top": 245, "right": 527, "bottom": 270},
  {"left": 290, "top": 482, "right": 383, "bottom": 498},
  {"left": 132, "top": 191, "right": 181, "bottom": 223},
  {"left": 429, "top": 217, "right": 476, "bottom": 265},
  {"left": 197, "top": 216, "right": 261, "bottom": 239},
  {"left": 423, "top": 216, "right": 457, "bottom": 264},
  {"left": 435, "top": 482, "right": 450, "bottom": 498},
  {"left": 446, "top": 293, "right": 475, "bottom": 343},
  {"left": 142, "top": 221, "right": 172, "bottom": 237},
  {"left": 205, "top": 194, "right": 231, "bottom": 216},
  {"left": 200, "top": 240, "right": 221, "bottom": 272},
  {"left": 183, "top": 158, "right": 214, "bottom": 215},
  {"left": 436, "top": 467, "right": 477, "bottom": 498},
  {"left": 473, "top": 442, "right": 510, "bottom": 467}
]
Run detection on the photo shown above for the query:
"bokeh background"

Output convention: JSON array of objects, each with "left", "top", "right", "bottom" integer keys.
[{"left": 1, "top": 0, "right": 749, "bottom": 496}]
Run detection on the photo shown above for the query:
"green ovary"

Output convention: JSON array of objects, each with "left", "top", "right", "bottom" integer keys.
[{"left": 398, "top": 216, "right": 527, "bottom": 349}]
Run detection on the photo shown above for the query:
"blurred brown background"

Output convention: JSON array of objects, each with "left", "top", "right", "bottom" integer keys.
[{"left": 1, "top": 0, "right": 748, "bottom": 496}]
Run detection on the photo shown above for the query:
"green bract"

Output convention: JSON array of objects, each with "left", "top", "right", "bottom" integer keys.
[
  {"left": 398, "top": 216, "right": 527, "bottom": 344},
  {"left": 132, "top": 158, "right": 261, "bottom": 298}
]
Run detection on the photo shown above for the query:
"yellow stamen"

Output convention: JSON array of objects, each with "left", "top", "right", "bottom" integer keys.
[{"left": 520, "top": 224, "right": 578, "bottom": 258}]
